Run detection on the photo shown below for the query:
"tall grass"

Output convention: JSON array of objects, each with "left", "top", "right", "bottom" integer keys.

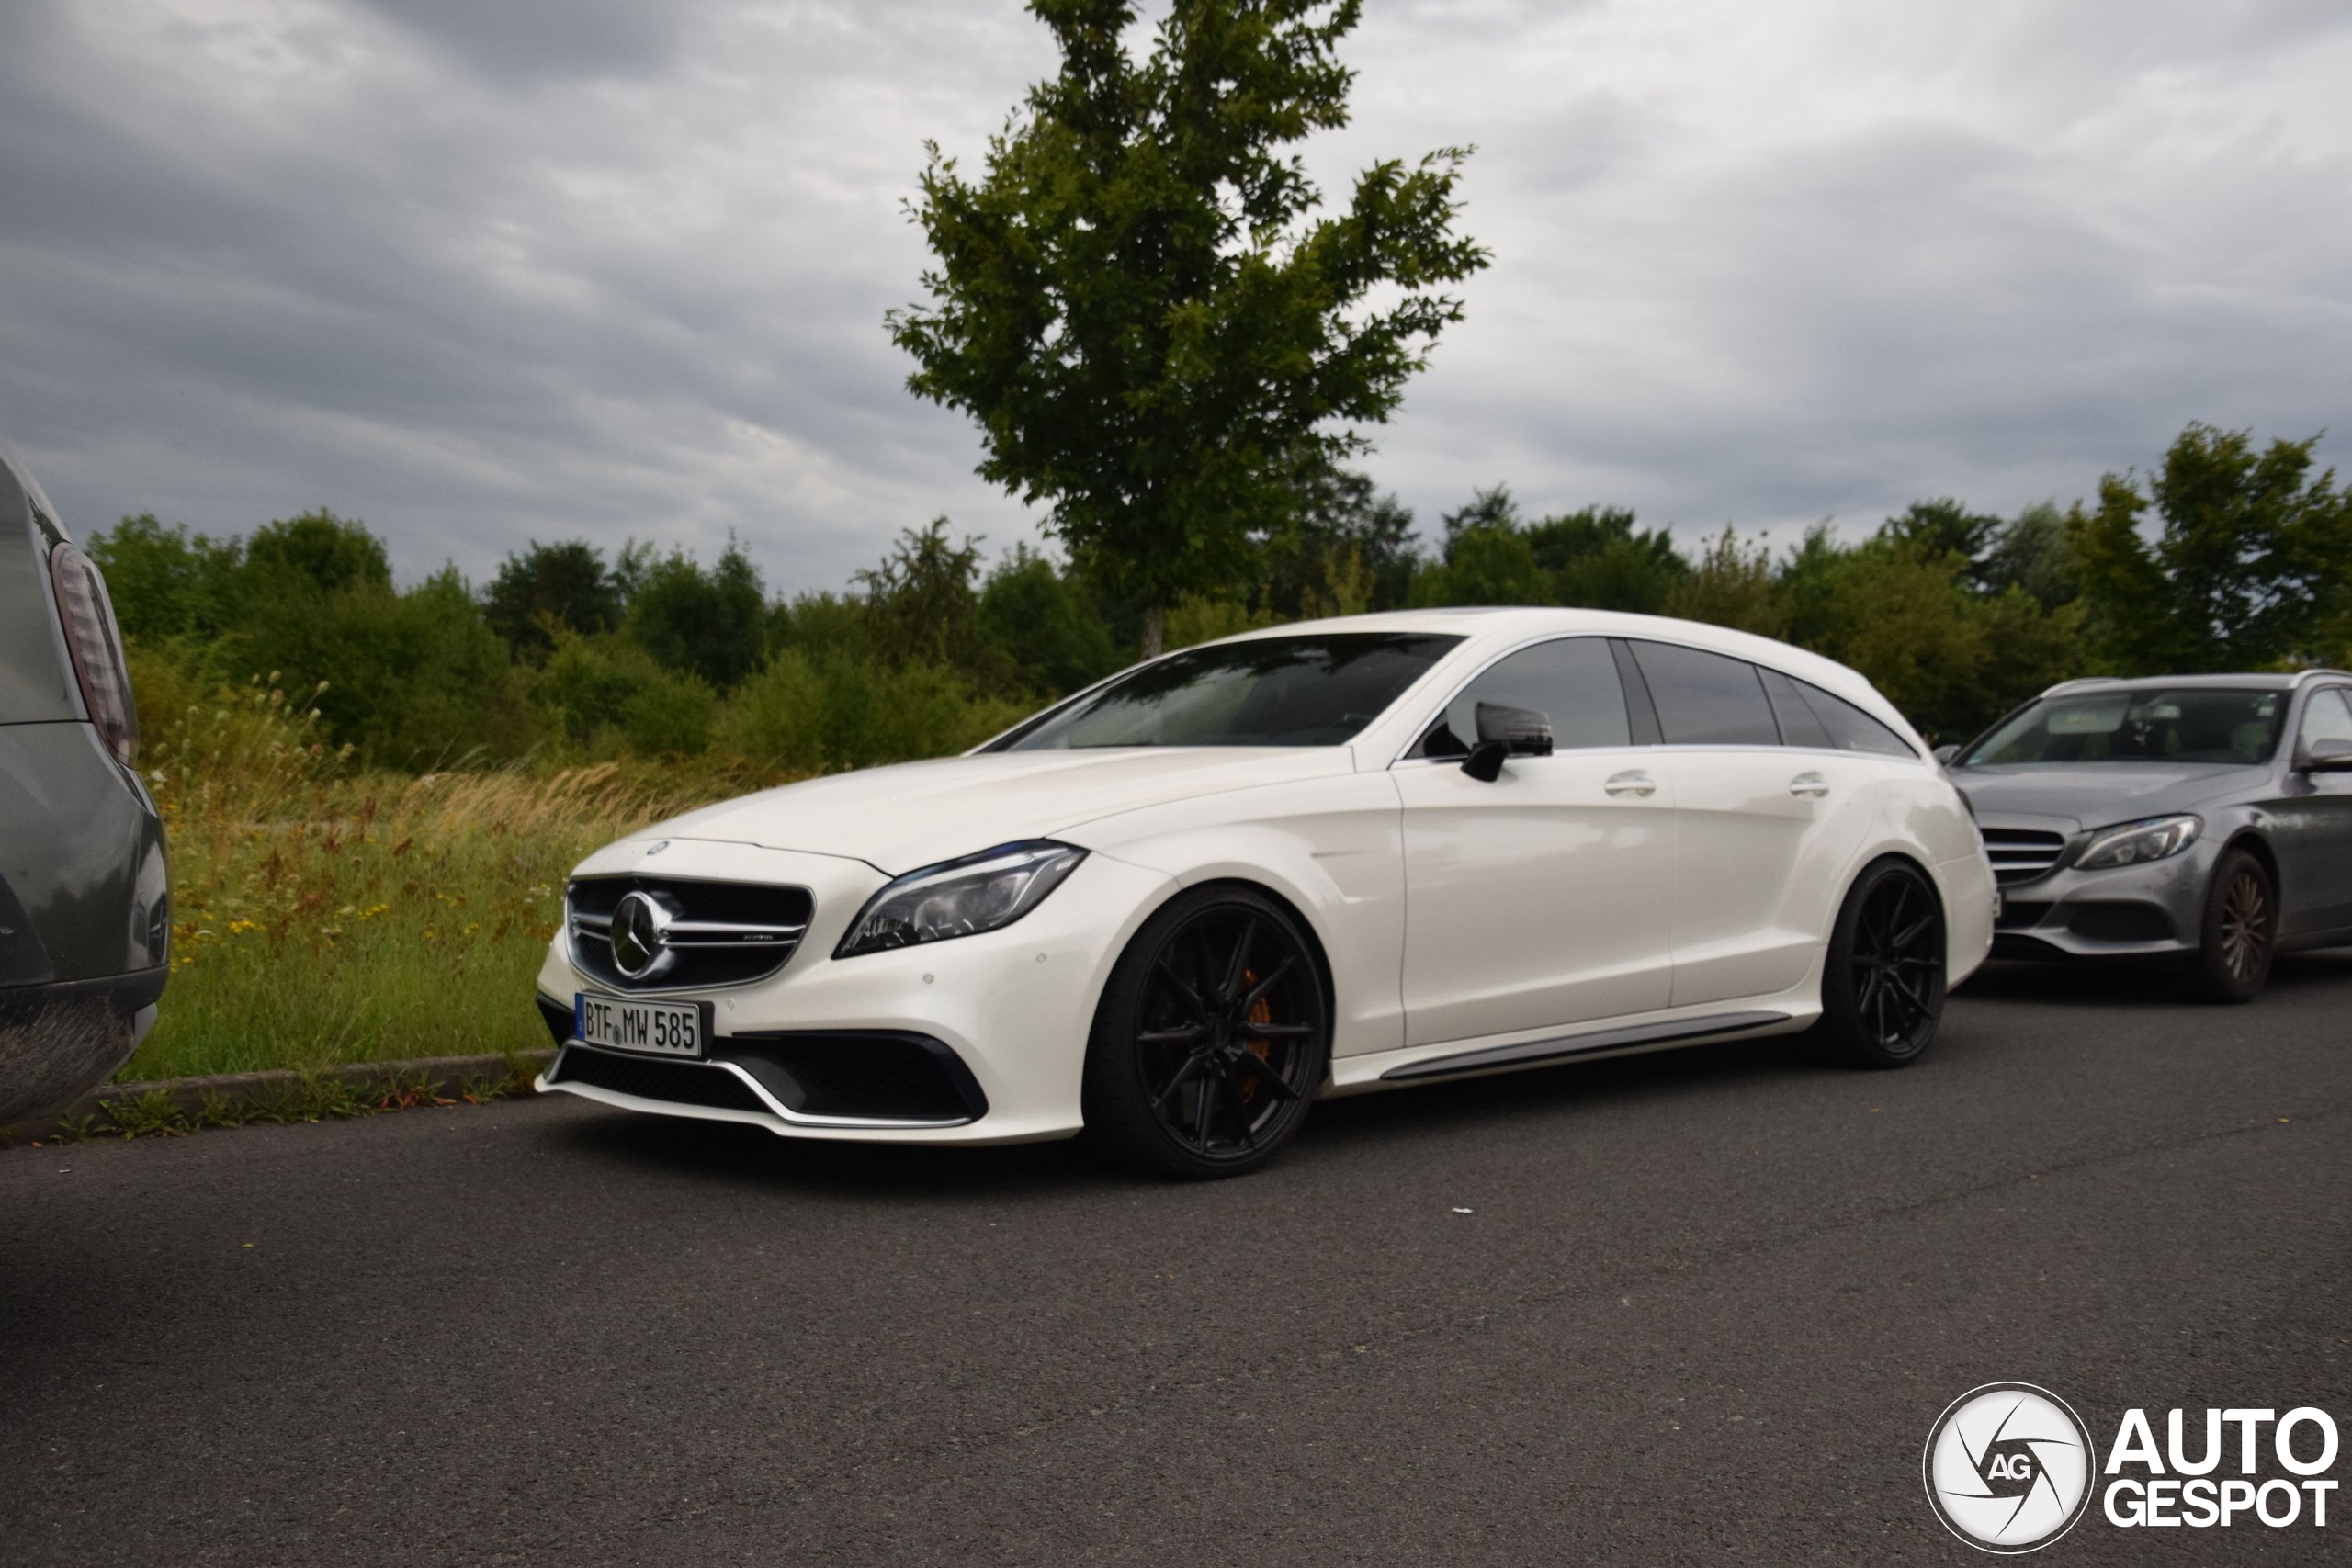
[{"left": 126, "top": 661, "right": 799, "bottom": 1081}]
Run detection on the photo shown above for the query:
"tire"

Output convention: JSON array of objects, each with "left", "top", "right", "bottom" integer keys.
[
  {"left": 1080, "top": 886, "right": 1329, "bottom": 1179},
  {"left": 2188, "top": 849, "right": 2274, "bottom": 1003},
  {"left": 1813, "top": 857, "right": 1947, "bottom": 1068}
]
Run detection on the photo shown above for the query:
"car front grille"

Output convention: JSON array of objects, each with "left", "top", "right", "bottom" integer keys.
[
  {"left": 1981, "top": 828, "right": 2068, "bottom": 886},
  {"left": 548, "top": 1046, "right": 772, "bottom": 1114},
  {"left": 566, "top": 875, "right": 813, "bottom": 992}
]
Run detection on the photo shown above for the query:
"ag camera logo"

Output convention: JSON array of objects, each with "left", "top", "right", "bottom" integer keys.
[{"left": 1923, "top": 1382, "right": 2096, "bottom": 1552}]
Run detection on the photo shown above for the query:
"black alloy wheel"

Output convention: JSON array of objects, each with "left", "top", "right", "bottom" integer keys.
[
  {"left": 1082, "top": 887, "right": 1329, "bottom": 1179},
  {"left": 2188, "top": 848, "right": 2274, "bottom": 1003},
  {"left": 1815, "top": 858, "right": 1947, "bottom": 1067}
]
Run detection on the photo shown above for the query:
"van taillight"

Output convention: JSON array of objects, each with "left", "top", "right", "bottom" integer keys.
[{"left": 49, "top": 541, "right": 139, "bottom": 766}]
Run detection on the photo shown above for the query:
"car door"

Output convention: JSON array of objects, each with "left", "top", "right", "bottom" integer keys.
[
  {"left": 1623, "top": 640, "right": 1906, "bottom": 1008},
  {"left": 1395, "top": 636, "right": 1674, "bottom": 1046},
  {"left": 2278, "top": 685, "right": 2352, "bottom": 937}
]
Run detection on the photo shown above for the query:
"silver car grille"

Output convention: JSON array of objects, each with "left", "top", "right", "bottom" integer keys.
[
  {"left": 564, "top": 876, "right": 813, "bottom": 992},
  {"left": 1980, "top": 828, "right": 2068, "bottom": 886}
]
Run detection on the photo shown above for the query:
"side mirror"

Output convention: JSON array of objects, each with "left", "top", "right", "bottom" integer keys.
[
  {"left": 1932, "top": 743, "right": 1961, "bottom": 766},
  {"left": 2302, "top": 737, "right": 2352, "bottom": 773},
  {"left": 1475, "top": 701, "right": 1554, "bottom": 757},
  {"left": 1462, "top": 739, "right": 1509, "bottom": 783}
]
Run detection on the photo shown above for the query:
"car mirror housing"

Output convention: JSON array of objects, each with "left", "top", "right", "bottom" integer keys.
[
  {"left": 1931, "top": 743, "right": 1960, "bottom": 766},
  {"left": 2301, "top": 737, "right": 2352, "bottom": 773},
  {"left": 1461, "top": 739, "right": 1509, "bottom": 783},
  {"left": 1475, "top": 701, "right": 1554, "bottom": 757}
]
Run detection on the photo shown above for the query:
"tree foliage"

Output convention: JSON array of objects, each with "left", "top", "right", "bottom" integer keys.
[
  {"left": 887, "top": 0, "right": 1489, "bottom": 655},
  {"left": 483, "top": 540, "right": 624, "bottom": 660},
  {"left": 2069, "top": 423, "right": 2352, "bottom": 673},
  {"left": 88, "top": 420, "right": 2337, "bottom": 769}
]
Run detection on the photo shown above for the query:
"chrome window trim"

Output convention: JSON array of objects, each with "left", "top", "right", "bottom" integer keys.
[{"left": 1385, "top": 628, "right": 1928, "bottom": 770}]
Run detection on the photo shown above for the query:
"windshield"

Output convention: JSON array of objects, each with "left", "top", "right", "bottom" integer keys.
[
  {"left": 1962, "top": 687, "right": 2285, "bottom": 767},
  {"left": 992, "top": 632, "right": 1463, "bottom": 751}
]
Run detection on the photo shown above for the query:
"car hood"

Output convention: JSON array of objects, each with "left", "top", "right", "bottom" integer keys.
[
  {"left": 642, "top": 747, "right": 1360, "bottom": 874},
  {"left": 1952, "top": 761, "right": 2267, "bottom": 830}
]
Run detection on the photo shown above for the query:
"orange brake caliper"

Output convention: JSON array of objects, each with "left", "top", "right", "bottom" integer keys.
[{"left": 1239, "top": 969, "right": 1272, "bottom": 1101}]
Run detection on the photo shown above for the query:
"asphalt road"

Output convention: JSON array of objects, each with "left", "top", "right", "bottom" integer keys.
[{"left": 5, "top": 955, "right": 2348, "bottom": 1566}]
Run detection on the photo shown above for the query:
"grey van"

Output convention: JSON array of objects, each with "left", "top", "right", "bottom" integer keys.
[{"left": 0, "top": 445, "right": 169, "bottom": 1125}]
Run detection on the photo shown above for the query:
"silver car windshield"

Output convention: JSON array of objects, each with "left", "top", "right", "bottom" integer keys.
[
  {"left": 1962, "top": 688, "right": 2285, "bottom": 766},
  {"left": 991, "top": 632, "right": 1463, "bottom": 750}
]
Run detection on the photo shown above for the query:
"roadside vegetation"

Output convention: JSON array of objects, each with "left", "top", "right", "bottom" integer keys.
[{"left": 92, "top": 421, "right": 2351, "bottom": 1088}]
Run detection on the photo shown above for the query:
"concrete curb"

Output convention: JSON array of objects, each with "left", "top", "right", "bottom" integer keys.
[{"left": 0, "top": 1048, "right": 557, "bottom": 1147}]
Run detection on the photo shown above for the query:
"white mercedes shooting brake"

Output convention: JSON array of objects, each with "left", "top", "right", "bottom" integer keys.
[{"left": 535, "top": 609, "right": 1996, "bottom": 1178}]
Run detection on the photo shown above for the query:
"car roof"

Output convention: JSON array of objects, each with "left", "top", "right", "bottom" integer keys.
[
  {"left": 1218, "top": 606, "right": 1848, "bottom": 679},
  {"left": 1207, "top": 606, "right": 1911, "bottom": 738},
  {"left": 2040, "top": 671, "right": 2349, "bottom": 696}
]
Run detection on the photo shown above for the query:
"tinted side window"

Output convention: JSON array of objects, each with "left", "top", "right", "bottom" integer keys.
[
  {"left": 1417, "top": 637, "right": 1630, "bottom": 759},
  {"left": 1758, "top": 667, "right": 1833, "bottom": 748},
  {"left": 1627, "top": 641, "right": 1779, "bottom": 746},
  {"left": 2299, "top": 688, "right": 2352, "bottom": 750},
  {"left": 1791, "top": 678, "right": 1916, "bottom": 757}
]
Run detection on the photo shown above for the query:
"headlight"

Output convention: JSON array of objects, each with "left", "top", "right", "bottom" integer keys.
[
  {"left": 2075, "top": 814, "right": 2200, "bottom": 871},
  {"left": 834, "top": 840, "right": 1087, "bottom": 957}
]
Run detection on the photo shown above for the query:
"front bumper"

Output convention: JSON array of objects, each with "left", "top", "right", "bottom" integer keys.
[
  {"left": 532, "top": 838, "right": 1176, "bottom": 1145},
  {"left": 1988, "top": 840, "right": 2214, "bottom": 961}
]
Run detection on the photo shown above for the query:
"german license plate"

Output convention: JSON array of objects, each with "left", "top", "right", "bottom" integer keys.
[{"left": 574, "top": 993, "right": 707, "bottom": 1058}]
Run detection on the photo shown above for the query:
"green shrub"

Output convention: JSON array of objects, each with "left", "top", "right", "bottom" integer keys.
[{"left": 534, "top": 632, "right": 714, "bottom": 757}]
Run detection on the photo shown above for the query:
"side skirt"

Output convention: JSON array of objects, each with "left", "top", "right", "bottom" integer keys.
[{"left": 1374, "top": 1010, "right": 1793, "bottom": 1085}]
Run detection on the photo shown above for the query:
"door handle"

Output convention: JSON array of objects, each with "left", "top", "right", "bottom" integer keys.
[
  {"left": 1604, "top": 771, "right": 1656, "bottom": 798},
  {"left": 1789, "top": 772, "right": 1830, "bottom": 798}
]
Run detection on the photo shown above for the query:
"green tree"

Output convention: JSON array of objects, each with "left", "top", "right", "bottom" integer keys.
[
  {"left": 887, "top": 0, "right": 1489, "bottom": 658},
  {"left": 1880, "top": 498, "right": 2003, "bottom": 588},
  {"left": 1437, "top": 484, "right": 1519, "bottom": 560},
  {"left": 534, "top": 629, "right": 714, "bottom": 757},
  {"left": 1260, "top": 456, "right": 1419, "bottom": 615},
  {"left": 855, "top": 518, "right": 990, "bottom": 671},
  {"left": 243, "top": 510, "right": 392, "bottom": 596},
  {"left": 626, "top": 540, "right": 766, "bottom": 690},
  {"left": 1526, "top": 505, "right": 1686, "bottom": 613},
  {"left": 2071, "top": 424, "right": 2351, "bottom": 672},
  {"left": 1663, "top": 526, "right": 1785, "bottom": 638},
  {"left": 87, "top": 514, "right": 247, "bottom": 641},
  {"left": 1980, "top": 502, "right": 2078, "bottom": 609},
  {"left": 237, "top": 564, "right": 528, "bottom": 764},
  {"left": 975, "top": 545, "right": 1121, "bottom": 694},
  {"left": 1411, "top": 523, "right": 1549, "bottom": 606},
  {"left": 482, "top": 540, "right": 624, "bottom": 661}
]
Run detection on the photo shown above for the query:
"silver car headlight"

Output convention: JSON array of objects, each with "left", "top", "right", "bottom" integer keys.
[
  {"left": 2075, "top": 814, "right": 2200, "bottom": 871},
  {"left": 834, "top": 840, "right": 1087, "bottom": 957}
]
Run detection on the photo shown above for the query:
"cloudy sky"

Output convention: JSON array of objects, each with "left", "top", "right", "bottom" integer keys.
[{"left": 3, "top": 0, "right": 2347, "bottom": 594}]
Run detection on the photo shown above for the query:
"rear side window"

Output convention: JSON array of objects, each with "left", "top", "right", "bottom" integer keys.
[
  {"left": 1416, "top": 637, "right": 1630, "bottom": 758},
  {"left": 1760, "top": 667, "right": 1917, "bottom": 758},
  {"left": 1627, "top": 641, "right": 1779, "bottom": 746}
]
